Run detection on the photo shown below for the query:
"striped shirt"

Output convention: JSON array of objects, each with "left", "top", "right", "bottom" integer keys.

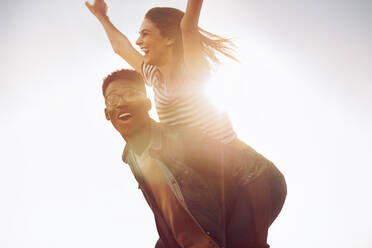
[{"left": 142, "top": 63, "right": 236, "bottom": 144}]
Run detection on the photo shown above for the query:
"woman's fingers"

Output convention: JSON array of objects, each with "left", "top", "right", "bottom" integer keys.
[
  {"left": 85, "top": 0, "right": 107, "bottom": 17},
  {"left": 85, "top": 1, "right": 92, "bottom": 9},
  {"left": 85, "top": 1, "right": 96, "bottom": 14}
]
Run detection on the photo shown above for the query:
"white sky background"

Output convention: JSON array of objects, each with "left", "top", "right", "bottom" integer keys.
[{"left": 1, "top": 0, "right": 371, "bottom": 247}]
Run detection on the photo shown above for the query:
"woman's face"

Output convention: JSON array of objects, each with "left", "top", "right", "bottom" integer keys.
[{"left": 136, "top": 18, "right": 173, "bottom": 66}]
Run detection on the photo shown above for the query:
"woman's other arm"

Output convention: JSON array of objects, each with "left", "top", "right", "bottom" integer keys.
[
  {"left": 180, "top": 0, "right": 207, "bottom": 80},
  {"left": 85, "top": 0, "right": 143, "bottom": 74}
]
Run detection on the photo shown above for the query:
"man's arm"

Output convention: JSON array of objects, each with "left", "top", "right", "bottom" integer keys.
[{"left": 85, "top": 0, "right": 143, "bottom": 74}]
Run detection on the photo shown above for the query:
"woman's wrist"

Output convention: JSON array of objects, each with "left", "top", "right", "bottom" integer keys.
[{"left": 97, "top": 14, "right": 109, "bottom": 23}]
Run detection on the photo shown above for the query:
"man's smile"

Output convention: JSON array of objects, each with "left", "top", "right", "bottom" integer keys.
[{"left": 117, "top": 112, "right": 133, "bottom": 122}]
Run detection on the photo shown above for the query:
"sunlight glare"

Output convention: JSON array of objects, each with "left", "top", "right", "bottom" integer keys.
[{"left": 204, "top": 63, "right": 243, "bottom": 114}]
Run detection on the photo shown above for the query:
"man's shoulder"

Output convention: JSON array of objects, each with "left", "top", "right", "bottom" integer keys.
[
  {"left": 157, "top": 122, "right": 206, "bottom": 143},
  {"left": 121, "top": 122, "right": 189, "bottom": 163},
  {"left": 157, "top": 122, "right": 224, "bottom": 162},
  {"left": 122, "top": 144, "right": 130, "bottom": 164}
]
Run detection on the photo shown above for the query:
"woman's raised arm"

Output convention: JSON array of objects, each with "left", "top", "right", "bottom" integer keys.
[
  {"left": 85, "top": 0, "right": 143, "bottom": 74},
  {"left": 180, "top": 0, "right": 207, "bottom": 78}
]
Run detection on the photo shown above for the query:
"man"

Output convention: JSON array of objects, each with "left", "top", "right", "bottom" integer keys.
[{"left": 103, "top": 69, "right": 286, "bottom": 248}]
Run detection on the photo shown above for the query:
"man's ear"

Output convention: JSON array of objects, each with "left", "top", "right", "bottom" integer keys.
[{"left": 104, "top": 108, "right": 110, "bottom": 120}]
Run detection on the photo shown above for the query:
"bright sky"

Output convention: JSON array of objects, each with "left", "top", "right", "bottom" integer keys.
[{"left": 1, "top": 0, "right": 372, "bottom": 247}]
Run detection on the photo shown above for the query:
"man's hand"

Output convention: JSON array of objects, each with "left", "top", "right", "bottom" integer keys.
[{"left": 85, "top": 0, "right": 108, "bottom": 19}]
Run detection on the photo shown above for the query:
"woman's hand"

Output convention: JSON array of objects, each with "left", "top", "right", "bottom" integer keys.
[
  {"left": 180, "top": 0, "right": 203, "bottom": 31},
  {"left": 84, "top": 0, "right": 143, "bottom": 74},
  {"left": 85, "top": 0, "right": 108, "bottom": 19}
]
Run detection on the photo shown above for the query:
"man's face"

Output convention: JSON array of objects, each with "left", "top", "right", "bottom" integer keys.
[{"left": 104, "top": 79, "right": 150, "bottom": 138}]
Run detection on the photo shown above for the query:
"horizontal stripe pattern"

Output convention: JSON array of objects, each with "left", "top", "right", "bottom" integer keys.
[{"left": 142, "top": 63, "right": 236, "bottom": 144}]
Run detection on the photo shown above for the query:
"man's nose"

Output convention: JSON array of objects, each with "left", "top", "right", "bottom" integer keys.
[{"left": 116, "top": 97, "right": 129, "bottom": 108}]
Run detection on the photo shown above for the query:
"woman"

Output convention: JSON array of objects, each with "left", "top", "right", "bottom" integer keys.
[
  {"left": 86, "top": 0, "right": 237, "bottom": 144},
  {"left": 86, "top": 1, "right": 286, "bottom": 247}
]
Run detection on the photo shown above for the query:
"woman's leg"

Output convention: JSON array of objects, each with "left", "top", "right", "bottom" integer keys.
[
  {"left": 226, "top": 164, "right": 286, "bottom": 248},
  {"left": 155, "top": 238, "right": 165, "bottom": 248}
]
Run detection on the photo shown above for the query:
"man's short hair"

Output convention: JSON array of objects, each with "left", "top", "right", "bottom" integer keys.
[{"left": 102, "top": 69, "right": 146, "bottom": 96}]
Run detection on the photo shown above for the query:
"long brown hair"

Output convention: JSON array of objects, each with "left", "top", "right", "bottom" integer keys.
[{"left": 145, "top": 7, "right": 237, "bottom": 78}]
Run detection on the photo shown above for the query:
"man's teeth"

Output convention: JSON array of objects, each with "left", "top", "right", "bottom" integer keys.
[
  {"left": 118, "top": 113, "right": 132, "bottom": 121},
  {"left": 142, "top": 48, "right": 149, "bottom": 54},
  {"left": 119, "top": 113, "right": 131, "bottom": 118}
]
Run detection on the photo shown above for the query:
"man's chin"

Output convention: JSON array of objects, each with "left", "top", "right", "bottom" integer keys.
[
  {"left": 119, "top": 128, "right": 134, "bottom": 140},
  {"left": 113, "top": 117, "right": 149, "bottom": 139},
  {"left": 113, "top": 122, "right": 134, "bottom": 138}
]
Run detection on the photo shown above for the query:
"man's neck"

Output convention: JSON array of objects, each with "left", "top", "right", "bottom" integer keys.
[{"left": 125, "top": 120, "right": 152, "bottom": 156}]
